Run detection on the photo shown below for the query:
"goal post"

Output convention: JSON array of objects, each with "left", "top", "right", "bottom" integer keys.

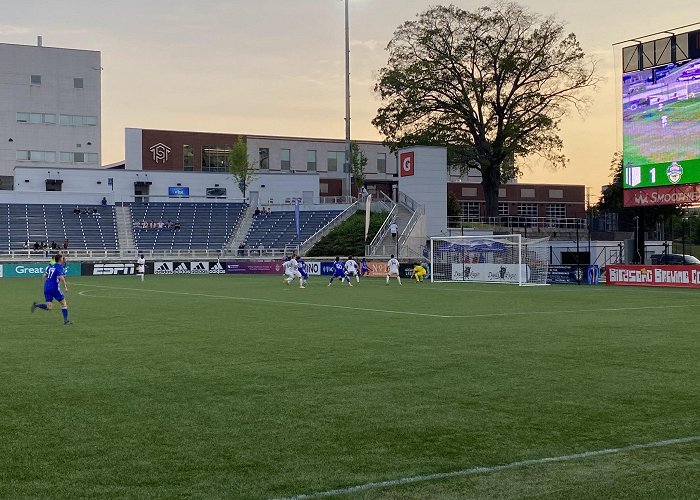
[{"left": 429, "top": 234, "right": 550, "bottom": 286}]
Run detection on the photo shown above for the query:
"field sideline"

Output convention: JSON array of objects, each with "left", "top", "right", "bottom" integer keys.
[{"left": 1, "top": 274, "right": 698, "bottom": 498}]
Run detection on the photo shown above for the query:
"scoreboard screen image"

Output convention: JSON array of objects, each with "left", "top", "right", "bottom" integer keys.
[{"left": 622, "top": 57, "right": 700, "bottom": 189}]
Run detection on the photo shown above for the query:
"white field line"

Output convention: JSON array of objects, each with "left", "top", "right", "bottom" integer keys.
[
  {"left": 272, "top": 435, "right": 700, "bottom": 500},
  {"left": 72, "top": 283, "right": 698, "bottom": 320}
]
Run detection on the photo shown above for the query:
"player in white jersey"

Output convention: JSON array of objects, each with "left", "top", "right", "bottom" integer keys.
[
  {"left": 283, "top": 255, "right": 305, "bottom": 288},
  {"left": 136, "top": 254, "right": 146, "bottom": 282},
  {"left": 344, "top": 256, "right": 360, "bottom": 283},
  {"left": 386, "top": 254, "right": 401, "bottom": 285}
]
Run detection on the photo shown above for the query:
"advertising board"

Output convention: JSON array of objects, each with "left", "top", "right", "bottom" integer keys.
[
  {"left": 82, "top": 262, "right": 135, "bottom": 276},
  {"left": 606, "top": 264, "right": 700, "bottom": 288},
  {"left": 225, "top": 261, "right": 282, "bottom": 274},
  {"left": 451, "top": 263, "right": 529, "bottom": 283},
  {"left": 3, "top": 262, "right": 82, "bottom": 278}
]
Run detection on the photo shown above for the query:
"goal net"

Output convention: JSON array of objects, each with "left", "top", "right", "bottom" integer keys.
[{"left": 430, "top": 234, "right": 550, "bottom": 286}]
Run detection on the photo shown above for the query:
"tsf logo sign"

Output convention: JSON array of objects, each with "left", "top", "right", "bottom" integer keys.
[{"left": 399, "top": 152, "right": 414, "bottom": 177}]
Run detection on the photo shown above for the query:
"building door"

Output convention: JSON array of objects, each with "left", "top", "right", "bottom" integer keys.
[
  {"left": 302, "top": 190, "right": 314, "bottom": 205},
  {"left": 249, "top": 191, "right": 259, "bottom": 208},
  {"left": 134, "top": 183, "right": 150, "bottom": 203}
]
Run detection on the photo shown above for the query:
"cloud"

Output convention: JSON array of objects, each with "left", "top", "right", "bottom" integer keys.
[
  {"left": 0, "top": 24, "right": 29, "bottom": 36},
  {"left": 350, "top": 39, "right": 385, "bottom": 53}
]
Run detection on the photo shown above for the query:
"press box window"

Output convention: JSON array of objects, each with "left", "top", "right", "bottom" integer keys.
[
  {"left": 377, "top": 153, "right": 387, "bottom": 173},
  {"left": 73, "top": 78, "right": 84, "bottom": 89},
  {"left": 259, "top": 148, "right": 269, "bottom": 170},
  {"left": 30, "top": 75, "right": 41, "bottom": 85},
  {"left": 183, "top": 145, "right": 194, "bottom": 171},
  {"left": 307, "top": 150, "right": 317, "bottom": 171},
  {"left": 280, "top": 149, "right": 291, "bottom": 170}
]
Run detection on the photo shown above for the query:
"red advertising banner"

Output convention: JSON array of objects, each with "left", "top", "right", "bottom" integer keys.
[
  {"left": 606, "top": 264, "right": 700, "bottom": 288},
  {"left": 624, "top": 184, "right": 700, "bottom": 207}
]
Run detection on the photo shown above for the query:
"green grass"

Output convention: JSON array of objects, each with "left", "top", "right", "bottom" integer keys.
[{"left": 1, "top": 275, "right": 698, "bottom": 499}]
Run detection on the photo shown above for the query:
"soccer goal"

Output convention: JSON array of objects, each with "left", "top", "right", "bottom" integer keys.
[{"left": 430, "top": 234, "right": 550, "bottom": 286}]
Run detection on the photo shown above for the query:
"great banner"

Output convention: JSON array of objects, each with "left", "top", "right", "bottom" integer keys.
[{"left": 606, "top": 264, "right": 700, "bottom": 288}]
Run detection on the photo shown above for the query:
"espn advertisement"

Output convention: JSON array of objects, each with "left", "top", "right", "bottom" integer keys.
[
  {"left": 451, "top": 263, "right": 530, "bottom": 283},
  {"left": 606, "top": 264, "right": 700, "bottom": 288}
]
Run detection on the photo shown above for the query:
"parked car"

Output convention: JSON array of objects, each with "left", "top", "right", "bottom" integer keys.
[{"left": 650, "top": 253, "right": 700, "bottom": 265}]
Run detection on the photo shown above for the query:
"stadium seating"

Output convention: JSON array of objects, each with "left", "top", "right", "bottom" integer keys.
[
  {"left": 244, "top": 210, "right": 341, "bottom": 249},
  {"left": 129, "top": 202, "right": 246, "bottom": 251},
  {"left": 0, "top": 204, "right": 119, "bottom": 252}
]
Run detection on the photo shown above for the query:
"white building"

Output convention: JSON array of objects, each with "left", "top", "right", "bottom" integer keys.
[{"left": 0, "top": 38, "right": 101, "bottom": 185}]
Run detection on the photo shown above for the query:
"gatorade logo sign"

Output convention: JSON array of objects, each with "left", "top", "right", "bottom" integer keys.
[{"left": 400, "top": 152, "right": 414, "bottom": 177}]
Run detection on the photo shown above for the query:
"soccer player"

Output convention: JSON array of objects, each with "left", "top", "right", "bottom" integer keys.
[
  {"left": 283, "top": 255, "right": 304, "bottom": 288},
  {"left": 413, "top": 262, "right": 427, "bottom": 282},
  {"left": 345, "top": 256, "right": 360, "bottom": 283},
  {"left": 386, "top": 254, "right": 401, "bottom": 285},
  {"left": 328, "top": 256, "right": 351, "bottom": 286},
  {"left": 360, "top": 257, "right": 370, "bottom": 277},
  {"left": 136, "top": 254, "right": 146, "bottom": 282},
  {"left": 31, "top": 254, "right": 71, "bottom": 325},
  {"left": 297, "top": 256, "right": 309, "bottom": 286}
]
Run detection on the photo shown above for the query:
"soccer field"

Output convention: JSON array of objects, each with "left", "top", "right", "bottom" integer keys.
[{"left": 1, "top": 274, "right": 698, "bottom": 499}]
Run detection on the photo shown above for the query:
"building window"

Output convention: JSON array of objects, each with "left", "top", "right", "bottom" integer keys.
[
  {"left": 58, "top": 114, "right": 98, "bottom": 126},
  {"left": 546, "top": 203, "right": 566, "bottom": 219},
  {"left": 377, "top": 153, "right": 387, "bottom": 173},
  {"left": 498, "top": 202, "right": 510, "bottom": 216},
  {"left": 280, "top": 148, "right": 291, "bottom": 170},
  {"left": 517, "top": 203, "right": 538, "bottom": 217},
  {"left": 307, "top": 150, "right": 317, "bottom": 171},
  {"left": 59, "top": 152, "right": 98, "bottom": 163},
  {"left": 259, "top": 148, "right": 269, "bottom": 170},
  {"left": 460, "top": 202, "right": 481, "bottom": 221},
  {"left": 183, "top": 145, "right": 194, "bottom": 171},
  {"left": 16, "top": 150, "right": 56, "bottom": 162},
  {"left": 328, "top": 151, "right": 344, "bottom": 172},
  {"left": 201, "top": 145, "right": 231, "bottom": 172},
  {"left": 520, "top": 188, "right": 536, "bottom": 198},
  {"left": 30, "top": 74, "right": 41, "bottom": 85},
  {"left": 73, "top": 78, "right": 84, "bottom": 89},
  {"left": 16, "top": 112, "right": 56, "bottom": 124}
]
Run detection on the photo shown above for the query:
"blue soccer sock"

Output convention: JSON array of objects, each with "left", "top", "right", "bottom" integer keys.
[
  {"left": 61, "top": 307, "right": 68, "bottom": 321},
  {"left": 37, "top": 303, "right": 48, "bottom": 310}
]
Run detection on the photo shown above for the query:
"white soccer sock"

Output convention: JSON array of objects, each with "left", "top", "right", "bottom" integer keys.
[
  {"left": 386, "top": 276, "right": 389, "bottom": 284},
  {"left": 397, "top": 276, "right": 402, "bottom": 285}
]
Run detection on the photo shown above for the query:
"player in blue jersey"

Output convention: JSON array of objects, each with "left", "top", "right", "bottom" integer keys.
[
  {"left": 360, "top": 257, "right": 370, "bottom": 277},
  {"left": 31, "top": 254, "right": 71, "bottom": 325},
  {"left": 297, "top": 256, "right": 309, "bottom": 286},
  {"left": 328, "top": 256, "right": 352, "bottom": 286}
]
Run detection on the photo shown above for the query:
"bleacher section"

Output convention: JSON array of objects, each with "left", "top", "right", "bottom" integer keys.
[
  {"left": 244, "top": 210, "right": 341, "bottom": 249},
  {"left": 129, "top": 202, "right": 246, "bottom": 251},
  {"left": 0, "top": 204, "right": 119, "bottom": 252}
]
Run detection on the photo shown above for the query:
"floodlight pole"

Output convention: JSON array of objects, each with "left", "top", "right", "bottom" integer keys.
[{"left": 343, "top": 0, "right": 352, "bottom": 200}]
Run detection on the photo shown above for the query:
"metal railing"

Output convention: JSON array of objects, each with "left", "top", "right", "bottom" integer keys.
[
  {"left": 366, "top": 202, "right": 397, "bottom": 257},
  {"left": 448, "top": 215, "right": 588, "bottom": 230},
  {"left": 399, "top": 203, "right": 425, "bottom": 247},
  {"left": 398, "top": 191, "right": 420, "bottom": 212}
]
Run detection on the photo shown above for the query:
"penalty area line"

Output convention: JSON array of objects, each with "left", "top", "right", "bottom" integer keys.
[
  {"left": 272, "top": 435, "right": 700, "bottom": 500},
  {"left": 71, "top": 283, "right": 457, "bottom": 319}
]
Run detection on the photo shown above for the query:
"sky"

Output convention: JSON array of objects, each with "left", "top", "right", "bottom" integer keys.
[{"left": 2, "top": 0, "right": 699, "bottom": 200}]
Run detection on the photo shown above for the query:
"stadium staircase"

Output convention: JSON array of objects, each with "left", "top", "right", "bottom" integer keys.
[
  {"left": 366, "top": 192, "right": 426, "bottom": 258},
  {"left": 226, "top": 204, "right": 254, "bottom": 252},
  {"left": 114, "top": 204, "right": 136, "bottom": 253}
]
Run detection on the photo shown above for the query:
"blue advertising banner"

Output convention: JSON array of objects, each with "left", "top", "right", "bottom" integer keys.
[
  {"left": 547, "top": 265, "right": 599, "bottom": 285},
  {"left": 168, "top": 186, "right": 190, "bottom": 198},
  {"left": 3, "top": 262, "right": 82, "bottom": 278},
  {"left": 320, "top": 262, "right": 336, "bottom": 276}
]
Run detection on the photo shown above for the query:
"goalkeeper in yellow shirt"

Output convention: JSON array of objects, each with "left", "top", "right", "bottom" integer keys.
[{"left": 413, "top": 262, "right": 427, "bottom": 282}]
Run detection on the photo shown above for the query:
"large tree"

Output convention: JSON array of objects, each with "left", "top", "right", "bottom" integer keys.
[
  {"left": 228, "top": 137, "right": 257, "bottom": 200},
  {"left": 350, "top": 142, "right": 368, "bottom": 193},
  {"left": 373, "top": 2, "right": 598, "bottom": 216}
]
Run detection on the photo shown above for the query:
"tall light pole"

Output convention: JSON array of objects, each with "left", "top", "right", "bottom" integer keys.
[{"left": 343, "top": 0, "right": 352, "bottom": 199}]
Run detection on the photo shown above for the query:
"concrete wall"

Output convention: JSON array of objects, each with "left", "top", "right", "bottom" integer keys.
[
  {"left": 0, "top": 42, "right": 101, "bottom": 177},
  {"left": 10, "top": 166, "right": 319, "bottom": 205},
  {"left": 398, "top": 146, "right": 448, "bottom": 237}
]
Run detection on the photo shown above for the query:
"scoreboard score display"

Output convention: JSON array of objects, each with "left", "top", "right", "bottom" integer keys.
[{"left": 622, "top": 29, "right": 700, "bottom": 206}]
